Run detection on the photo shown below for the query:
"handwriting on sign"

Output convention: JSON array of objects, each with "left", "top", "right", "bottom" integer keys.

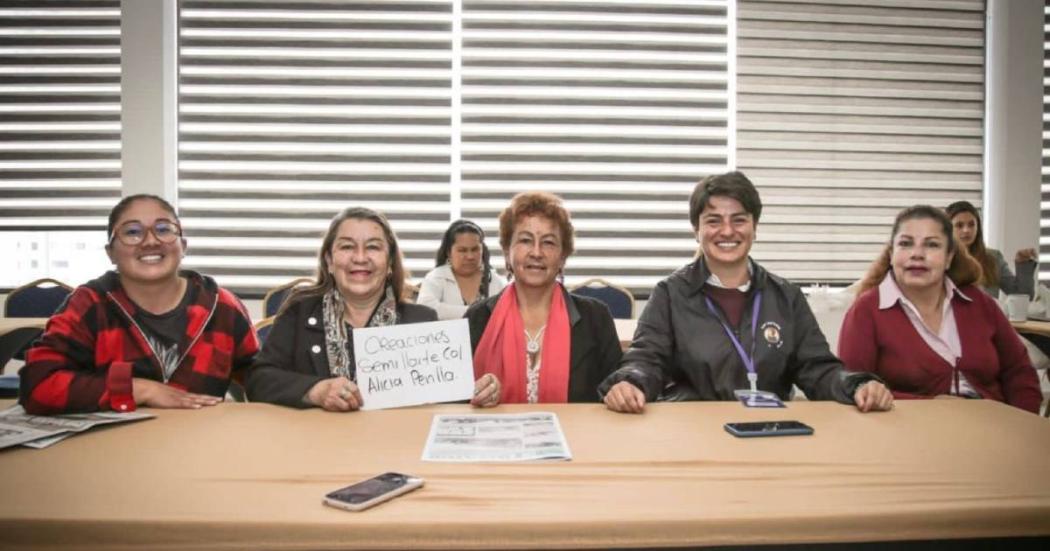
[{"left": 353, "top": 319, "right": 475, "bottom": 410}]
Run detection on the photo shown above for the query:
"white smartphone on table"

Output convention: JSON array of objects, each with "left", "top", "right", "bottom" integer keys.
[{"left": 323, "top": 472, "right": 425, "bottom": 512}]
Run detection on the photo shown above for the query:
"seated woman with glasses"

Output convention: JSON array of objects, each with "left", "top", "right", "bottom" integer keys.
[
  {"left": 417, "top": 219, "right": 507, "bottom": 320},
  {"left": 19, "top": 194, "right": 259, "bottom": 414},
  {"left": 246, "top": 207, "right": 501, "bottom": 411},
  {"left": 838, "top": 205, "right": 1042, "bottom": 413},
  {"left": 467, "top": 191, "right": 622, "bottom": 404}
]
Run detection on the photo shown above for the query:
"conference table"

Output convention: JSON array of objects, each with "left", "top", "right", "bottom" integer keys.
[
  {"left": 1, "top": 399, "right": 1048, "bottom": 550},
  {"left": 1012, "top": 318, "right": 1050, "bottom": 338}
]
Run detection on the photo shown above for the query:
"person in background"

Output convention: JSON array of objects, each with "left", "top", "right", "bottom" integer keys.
[
  {"left": 601, "top": 171, "right": 893, "bottom": 414},
  {"left": 417, "top": 219, "right": 507, "bottom": 320},
  {"left": 246, "top": 207, "right": 500, "bottom": 410},
  {"left": 468, "top": 191, "right": 622, "bottom": 403},
  {"left": 839, "top": 205, "right": 1041, "bottom": 413},
  {"left": 19, "top": 194, "right": 258, "bottom": 414},
  {"left": 945, "top": 200, "right": 1036, "bottom": 299}
]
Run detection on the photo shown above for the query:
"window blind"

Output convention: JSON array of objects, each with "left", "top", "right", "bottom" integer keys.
[
  {"left": 1041, "top": 0, "right": 1049, "bottom": 281},
  {"left": 178, "top": 0, "right": 730, "bottom": 296},
  {"left": 0, "top": 0, "right": 121, "bottom": 231},
  {"left": 736, "top": 0, "right": 985, "bottom": 283},
  {"left": 457, "top": 0, "right": 730, "bottom": 296},
  {"left": 178, "top": 0, "right": 454, "bottom": 292}
]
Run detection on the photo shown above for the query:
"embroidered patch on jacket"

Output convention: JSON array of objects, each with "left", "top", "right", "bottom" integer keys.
[{"left": 760, "top": 321, "right": 784, "bottom": 349}]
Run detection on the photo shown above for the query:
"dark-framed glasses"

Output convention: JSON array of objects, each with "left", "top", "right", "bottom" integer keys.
[{"left": 110, "top": 220, "right": 182, "bottom": 246}]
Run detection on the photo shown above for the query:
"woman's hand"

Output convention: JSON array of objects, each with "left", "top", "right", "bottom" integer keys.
[
  {"left": 603, "top": 381, "right": 646, "bottom": 413},
  {"left": 1015, "top": 248, "right": 1038, "bottom": 263},
  {"left": 306, "top": 376, "right": 362, "bottom": 412},
  {"left": 132, "top": 378, "right": 221, "bottom": 409},
  {"left": 471, "top": 373, "right": 501, "bottom": 407},
  {"left": 853, "top": 380, "right": 894, "bottom": 412}
]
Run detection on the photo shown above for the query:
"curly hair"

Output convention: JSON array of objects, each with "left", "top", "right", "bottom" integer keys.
[{"left": 497, "top": 191, "right": 575, "bottom": 258}]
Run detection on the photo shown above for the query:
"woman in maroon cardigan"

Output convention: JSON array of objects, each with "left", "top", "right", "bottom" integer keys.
[{"left": 838, "top": 205, "right": 1042, "bottom": 413}]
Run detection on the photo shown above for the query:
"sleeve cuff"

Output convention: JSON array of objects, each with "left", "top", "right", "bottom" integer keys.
[
  {"left": 844, "top": 371, "right": 883, "bottom": 403},
  {"left": 106, "top": 361, "right": 136, "bottom": 412}
]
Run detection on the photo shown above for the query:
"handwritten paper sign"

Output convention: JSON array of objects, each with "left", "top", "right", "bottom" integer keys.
[{"left": 353, "top": 319, "right": 475, "bottom": 410}]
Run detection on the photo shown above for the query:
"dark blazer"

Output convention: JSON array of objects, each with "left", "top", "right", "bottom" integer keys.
[
  {"left": 245, "top": 294, "right": 437, "bottom": 407},
  {"left": 465, "top": 288, "right": 623, "bottom": 403}
]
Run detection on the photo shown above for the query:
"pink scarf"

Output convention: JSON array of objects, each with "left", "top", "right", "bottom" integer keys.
[{"left": 473, "top": 283, "right": 571, "bottom": 403}]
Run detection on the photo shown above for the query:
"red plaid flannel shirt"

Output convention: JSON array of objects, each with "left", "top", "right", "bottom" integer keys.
[{"left": 19, "top": 270, "right": 259, "bottom": 414}]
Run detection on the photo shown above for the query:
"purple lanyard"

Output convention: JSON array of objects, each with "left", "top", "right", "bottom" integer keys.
[{"left": 704, "top": 291, "right": 762, "bottom": 377}]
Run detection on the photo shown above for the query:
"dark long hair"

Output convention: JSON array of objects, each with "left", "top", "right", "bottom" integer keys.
[
  {"left": 107, "top": 194, "right": 181, "bottom": 243},
  {"left": 945, "top": 200, "right": 998, "bottom": 288},
  {"left": 280, "top": 207, "right": 407, "bottom": 316},
  {"left": 435, "top": 218, "right": 493, "bottom": 294},
  {"left": 856, "top": 205, "right": 981, "bottom": 294}
]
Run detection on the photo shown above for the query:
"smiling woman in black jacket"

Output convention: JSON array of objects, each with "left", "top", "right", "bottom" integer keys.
[
  {"left": 246, "top": 207, "right": 500, "bottom": 411},
  {"left": 600, "top": 172, "right": 894, "bottom": 414}
]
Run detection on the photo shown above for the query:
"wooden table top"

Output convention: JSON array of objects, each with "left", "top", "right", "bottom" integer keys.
[{"left": 2, "top": 399, "right": 1048, "bottom": 549}]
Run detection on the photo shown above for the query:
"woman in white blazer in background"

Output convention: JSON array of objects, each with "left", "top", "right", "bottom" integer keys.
[{"left": 417, "top": 219, "right": 507, "bottom": 320}]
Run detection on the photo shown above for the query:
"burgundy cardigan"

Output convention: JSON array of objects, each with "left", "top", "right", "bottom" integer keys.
[{"left": 838, "top": 283, "right": 1042, "bottom": 413}]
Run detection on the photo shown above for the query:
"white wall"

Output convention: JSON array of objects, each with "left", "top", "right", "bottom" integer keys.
[{"left": 984, "top": 0, "right": 1044, "bottom": 258}]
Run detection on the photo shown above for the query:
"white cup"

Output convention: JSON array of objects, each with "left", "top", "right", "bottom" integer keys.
[{"left": 1005, "top": 294, "right": 1029, "bottom": 322}]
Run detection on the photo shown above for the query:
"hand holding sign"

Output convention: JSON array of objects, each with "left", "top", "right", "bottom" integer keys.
[
  {"left": 306, "top": 377, "right": 362, "bottom": 412},
  {"left": 471, "top": 373, "right": 501, "bottom": 408},
  {"left": 353, "top": 319, "right": 476, "bottom": 410}
]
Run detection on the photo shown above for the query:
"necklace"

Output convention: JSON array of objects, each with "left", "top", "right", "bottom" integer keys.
[{"left": 524, "top": 325, "right": 546, "bottom": 355}]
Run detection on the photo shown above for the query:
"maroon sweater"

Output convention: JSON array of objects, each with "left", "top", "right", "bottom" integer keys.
[{"left": 838, "top": 283, "right": 1041, "bottom": 413}]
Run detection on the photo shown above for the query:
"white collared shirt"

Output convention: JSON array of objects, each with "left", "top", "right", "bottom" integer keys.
[{"left": 705, "top": 259, "right": 753, "bottom": 292}]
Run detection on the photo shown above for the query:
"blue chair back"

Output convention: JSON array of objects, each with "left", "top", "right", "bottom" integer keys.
[
  {"left": 5, "top": 278, "right": 73, "bottom": 318},
  {"left": 262, "top": 278, "right": 312, "bottom": 318},
  {"left": 255, "top": 317, "right": 275, "bottom": 347},
  {"left": 570, "top": 278, "right": 634, "bottom": 319}
]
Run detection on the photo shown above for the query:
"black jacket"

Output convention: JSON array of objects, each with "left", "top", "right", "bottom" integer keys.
[
  {"left": 599, "top": 258, "right": 874, "bottom": 404},
  {"left": 465, "top": 287, "right": 623, "bottom": 403},
  {"left": 245, "top": 294, "right": 437, "bottom": 407}
]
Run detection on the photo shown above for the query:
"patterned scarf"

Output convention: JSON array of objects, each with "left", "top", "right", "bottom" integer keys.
[{"left": 322, "top": 284, "right": 399, "bottom": 381}]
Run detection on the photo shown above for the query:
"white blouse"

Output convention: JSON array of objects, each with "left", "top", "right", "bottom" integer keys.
[{"left": 416, "top": 264, "right": 508, "bottom": 320}]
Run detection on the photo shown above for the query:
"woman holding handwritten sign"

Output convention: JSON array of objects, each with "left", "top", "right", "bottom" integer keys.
[
  {"left": 246, "top": 207, "right": 501, "bottom": 411},
  {"left": 468, "top": 192, "right": 623, "bottom": 403}
]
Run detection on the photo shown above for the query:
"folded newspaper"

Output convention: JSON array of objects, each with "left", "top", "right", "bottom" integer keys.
[
  {"left": 422, "top": 412, "right": 572, "bottom": 462},
  {"left": 0, "top": 405, "right": 154, "bottom": 450}
]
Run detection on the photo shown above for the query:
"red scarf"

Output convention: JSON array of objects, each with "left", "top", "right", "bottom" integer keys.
[{"left": 473, "top": 283, "right": 571, "bottom": 403}]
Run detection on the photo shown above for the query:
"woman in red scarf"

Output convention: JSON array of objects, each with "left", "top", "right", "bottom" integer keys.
[{"left": 467, "top": 192, "right": 623, "bottom": 404}]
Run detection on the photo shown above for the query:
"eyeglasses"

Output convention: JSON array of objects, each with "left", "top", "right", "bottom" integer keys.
[{"left": 110, "top": 220, "right": 182, "bottom": 246}]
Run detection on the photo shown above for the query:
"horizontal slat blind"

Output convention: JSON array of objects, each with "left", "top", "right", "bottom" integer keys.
[
  {"left": 0, "top": 0, "right": 121, "bottom": 231},
  {"left": 1041, "top": 0, "right": 1049, "bottom": 281},
  {"left": 179, "top": 0, "right": 730, "bottom": 296},
  {"left": 458, "top": 0, "right": 729, "bottom": 296},
  {"left": 178, "top": 0, "right": 454, "bottom": 292},
  {"left": 737, "top": 0, "right": 985, "bottom": 283}
]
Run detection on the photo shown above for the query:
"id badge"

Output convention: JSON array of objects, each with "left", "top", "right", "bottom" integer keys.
[{"left": 733, "top": 389, "right": 785, "bottom": 408}]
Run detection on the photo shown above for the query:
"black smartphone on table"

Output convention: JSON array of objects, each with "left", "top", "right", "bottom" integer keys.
[
  {"left": 323, "top": 472, "right": 424, "bottom": 512},
  {"left": 724, "top": 420, "right": 814, "bottom": 438}
]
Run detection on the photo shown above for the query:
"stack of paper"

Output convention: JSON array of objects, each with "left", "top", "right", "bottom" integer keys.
[
  {"left": 422, "top": 412, "right": 572, "bottom": 462},
  {"left": 0, "top": 405, "right": 154, "bottom": 450}
]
